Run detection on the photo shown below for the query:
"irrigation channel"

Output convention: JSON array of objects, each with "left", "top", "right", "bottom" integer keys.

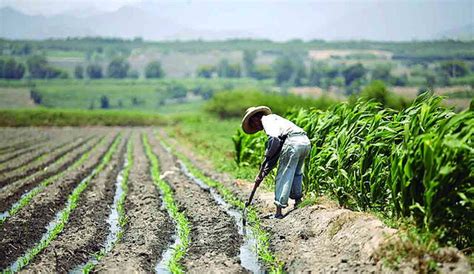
[
  {"left": 162, "top": 141, "right": 262, "bottom": 273},
  {"left": 0, "top": 128, "right": 277, "bottom": 273}
]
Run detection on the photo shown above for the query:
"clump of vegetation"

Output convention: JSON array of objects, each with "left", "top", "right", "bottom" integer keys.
[
  {"left": 355, "top": 80, "right": 411, "bottom": 110},
  {"left": 234, "top": 92, "right": 473, "bottom": 249},
  {"left": 205, "top": 89, "right": 338, "bottom": 118},
  {"left": 0, "top": 108, "right": 165, "bottom": 126},
  {"left": 374, "top": 223, "right": 462, "bottom": 273}
]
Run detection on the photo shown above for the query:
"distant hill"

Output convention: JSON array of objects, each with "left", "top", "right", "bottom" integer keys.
[
  {"left": 0, "top": 1, "right": 472, "bottom": 42},
  {"left": 435, "top": 24, "right": 474, "bottom": 40},
  {"left": 0, "top": 6, "right": 252, "bottom": 40}
]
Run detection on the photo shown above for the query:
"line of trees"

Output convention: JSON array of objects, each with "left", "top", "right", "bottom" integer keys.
[
  {"left": 194, "top": 52, "right": 472, "bottom": 94},
  {"left": 74, "top": 59, "right": 165, "bottom": 80},
  {"left": 0, "top": 55, "right": 68, "bottom": 79},
  {"left": 0, "top": 55, "right": 166, "bottom": 80}
]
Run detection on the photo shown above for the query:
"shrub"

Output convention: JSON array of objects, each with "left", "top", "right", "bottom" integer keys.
[{"left": 205, "top": 89, "right": 337, "bottom": 119}]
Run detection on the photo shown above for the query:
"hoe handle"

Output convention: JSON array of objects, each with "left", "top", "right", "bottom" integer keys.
[{"left": 245, "top": 160, "right": 267, "bottom": 207}]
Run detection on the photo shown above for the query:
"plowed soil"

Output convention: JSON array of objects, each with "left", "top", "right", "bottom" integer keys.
[
  {"left": 0, "top": 131, "right": 118, "bottom": 269},
  {"left": 148, "top": 133, "right": 247, "bottom": 273},
  {"left": 22, "top": 134, "right": 129, "bottom": 272},
  {"left": 95, "top": 133, "right": 173, "bottom": 272}
]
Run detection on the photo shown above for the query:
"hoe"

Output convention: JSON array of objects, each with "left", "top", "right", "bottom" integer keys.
[{"left": 242, "top": 159, "right": 267, "bottom": 228}]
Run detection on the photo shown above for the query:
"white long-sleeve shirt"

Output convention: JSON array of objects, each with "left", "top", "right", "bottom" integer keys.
[{"left": 261, "top": 114, "right": 305, "bottom": 138}]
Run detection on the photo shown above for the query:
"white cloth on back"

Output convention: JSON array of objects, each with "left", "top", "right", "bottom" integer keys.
[{"left": 261, "top": 114, "right": 305, "bottom": 138}]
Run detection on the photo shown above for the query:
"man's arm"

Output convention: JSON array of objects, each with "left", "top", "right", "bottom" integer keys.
[{"left": 257, "top": 135, "right": 285, "bottom": 181}]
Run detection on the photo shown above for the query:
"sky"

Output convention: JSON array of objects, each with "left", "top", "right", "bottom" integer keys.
[{"left": 0, "top": 0, "right": 472, "bottom": 41}]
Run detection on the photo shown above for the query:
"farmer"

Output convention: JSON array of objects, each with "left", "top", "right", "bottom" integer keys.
[{"left": 242, "top": 106, "right": 311, "bottom": 219}]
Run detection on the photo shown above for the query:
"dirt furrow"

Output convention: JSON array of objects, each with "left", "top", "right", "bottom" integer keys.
[
  {"left": 0, "top": 132, "right": 90, "bottom": 174},
  {"left": 0, "top": 136, "right": 102, "bottom": 213},
  {"left": 22, "top": 134, "right": 129, "bottom": 273},
  {"left": 0, "top": 134, "right": 47, "bottom": 155},
  {"left": 0, "top": 132, "right": 119, "bottom": 270},
  {"left": 0, "top": 137, "right": 50, "bottom": 163},
  {"left": 149, "top": 134, "right": 246, "bottom": 273},
  {"left": 0, "top": 135, "right": 94, "bottom": 186},
  {"left": 95, "top": 133, "right": 173, "bottom": 273}
]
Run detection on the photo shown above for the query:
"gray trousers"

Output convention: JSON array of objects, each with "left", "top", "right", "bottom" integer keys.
[{"left": 274, "top": 135, "right": 311, "bottom": 208}]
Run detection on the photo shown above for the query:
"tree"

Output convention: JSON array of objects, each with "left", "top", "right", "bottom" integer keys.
[
  {"left": 440, "top": 60, "right": 469, "bottom": 78},
  {"left": 196, "top": 65, "right": 215, "bottom": 78},
  {"left": 1, "top": 58, "right": 25, "bottom": 79},
  {"left": 145, "top": 61, "right": 165, "bottom": 78},
  {"left": 371, "top": 64, "right": 392, "bottom": 82},
  {"left": 166, "top": 82, "right": 187, "bottom": 99},
  {"left": 243, "top": 50, "right": 257, "bottom": 77},
  {"left": 342, "top": 63, "right": 367, "bottom": 86},
  {"left": 308, "top": 61, "right": 330, "bottom": 86},
  {"left": 273, "top": 55, "right": 306, "bottom": 86},
  {"left": 26, "top": 55, "right": 49, "bottom": 79},
  {"left": 359, "top": 80, "right": 408, "bottom": 110},
  {"left": 26, "top": 55, "right": 66, "bottom": 79},
  {"left": 30, "top": 89, "right": 42, "bottom": 105},
  {"left": 74, "top": 65, "right": 84, "bottom": 79},
  {"left": 253, "top": 64, "right": 273, "bottom": 80},
  {"left": 107, "top": 57, "right": 130, "bottom": 78},
  {"left": 100, "top": 95, "right": 110, "bottom": 109},
  {"left": 86, "top": 64, "right": 103, "bottom": 79},
  {"left": 217, "top": 59, "right": 241, "bottom": 78}
]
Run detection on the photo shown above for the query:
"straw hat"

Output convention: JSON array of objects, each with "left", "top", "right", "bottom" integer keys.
[{"left": 241, "top": 106, "right": 272, "bottom": 134}]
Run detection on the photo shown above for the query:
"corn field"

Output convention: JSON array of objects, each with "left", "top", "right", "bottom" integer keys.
[{"left": 233, "top": 93, "right": 473, "bottom": 248}]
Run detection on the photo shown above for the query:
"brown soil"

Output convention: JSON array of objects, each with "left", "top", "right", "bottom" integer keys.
[
  {"left": 148, "top": 133, "right": 247, "bottom": 273},
  {"left": 0, "top": 134, "right": 94, "bottom": 188},
  {"left": 22, "top": 134, "right": 129, "bottom": 272},
  {"left": 0, "top": 134, "right": 48, "bottom": 155},
  {"left": 0, "top": 132, "right": 118, "bottom": 269},
  {"left": 0, "top": 136, "right": 102, "bottom": 213},
  {"left": 95, "top": 133, "right": 173, "bottom": 273},
  {"left": 0, "top": 138, "right": 50, "bottom": 164},
  {"left": 0, "top": 131, "right": 90, "bottom": 174}
]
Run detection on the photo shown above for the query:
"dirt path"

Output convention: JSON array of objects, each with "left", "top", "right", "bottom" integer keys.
[
  {"left": 95, "top": 133, "right": 173, "bottom": 273},
  {"left": 0, "top": 132, "right": 118, "bottom": 269},
  {"left": 22, "top": 133, "right": 129, "bottom": 272},
  {"left": 148, "top": 134, "right": 247, "bottom": 273}
]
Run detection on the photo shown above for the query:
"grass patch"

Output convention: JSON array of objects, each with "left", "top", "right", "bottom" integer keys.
[
  {"left": 3, "top": 134, "right": 121, "bottom": 273},
  {"left": 0, "top": 108, "right": 166, "bottom": 127},
  {"left": 374, "top": 223, "right": 456, "bottom": 273},
  {"left": 82, "top": 137, "right": 134, "bottom": 273},
  {"left": 296, "top": 192, "right": 319, "bottom": 209},
  {"left": 0, "top": 136, "right": 105, "bottom": 225},
  {"left": 165, "top": 114, "right": 259, "bottom": 181},
  {"left": 142, "top": 134, "right": 190, "bottom": 274},
  {"left": 158, "top": 134, "right": 284, "bottom": 273}
]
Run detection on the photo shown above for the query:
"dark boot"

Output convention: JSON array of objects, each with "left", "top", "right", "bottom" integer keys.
[{"left": 275, "top": 206, "right": 283, "bottom": 219}]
